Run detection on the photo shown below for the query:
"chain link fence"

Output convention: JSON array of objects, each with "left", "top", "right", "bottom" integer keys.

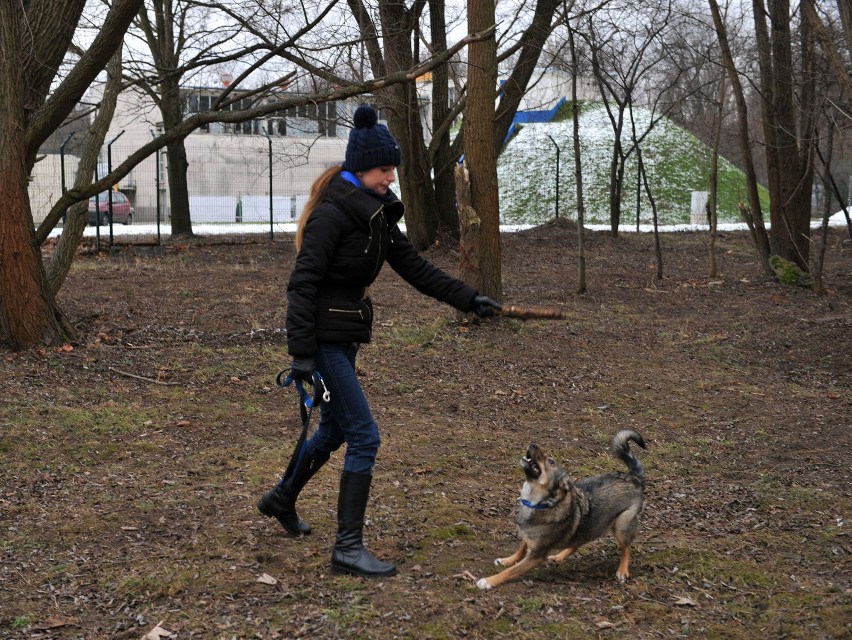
[{"left": 32, "top": 135, "right": 348, "bottom": 247}]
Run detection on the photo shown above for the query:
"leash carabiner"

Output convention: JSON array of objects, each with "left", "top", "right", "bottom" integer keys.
[{"left": 276, "top": 369, "right": 331, "bottom": 409}]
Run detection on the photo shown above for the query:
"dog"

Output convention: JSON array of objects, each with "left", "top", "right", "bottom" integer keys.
[{"left": 477, "top": 429, "right": 646, "bottom": 590}]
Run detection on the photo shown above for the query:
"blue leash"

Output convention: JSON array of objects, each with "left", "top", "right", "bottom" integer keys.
[{"left": 275, "top": 369, "right": 330, "bottom": 487}]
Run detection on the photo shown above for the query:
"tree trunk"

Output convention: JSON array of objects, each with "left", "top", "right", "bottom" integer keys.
[
  {"left": 429, "top": 0, "right": 459, "bottom": 236},
  {"left": 813, "top": 125, "right": 834, "bottom": 295},
  {"left": 753, "top": 0, "right": 815, "bottom": 269},
  {"left": 46, "top": 46, "right": 124, "bottom": 295},
  {"left": 455, "top": 164, "right": 481, "bottom": 320},
  {"left": 466, "top": 0, "right": 502, "bottom": 300},
  {"left": 377, "top": 0, "right": 439, "bottom": 250},
  {"left": 161, "top": 76, "right": 194, "bottom": 236},
  {"left": 708, "top": 0, "right": 772, "bottom": 275},
  {"left": 707, "top": 75, "right": 725, "bottom": 278},
  {"left": 0, "top": 11, "right": 66, "bottom": 349},
  {"left": 569, "top": 23, "right": 586, "bottom": 294}
]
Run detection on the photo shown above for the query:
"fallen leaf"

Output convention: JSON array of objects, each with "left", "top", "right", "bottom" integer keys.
[
  {"left": 257, "top": 572, "right": 278, "bottom": 585},
  {"left": 673, "top": 596, "right": 698, "bottom": 607},
  {"left": 141, "top": 620, "right": 173, "bottom": 639},
  {"left": 595, "top": 619, "right": 617, "bottom": 629},
  {"left": 34, "top": 616, "right": 81, "bottom": 630}
]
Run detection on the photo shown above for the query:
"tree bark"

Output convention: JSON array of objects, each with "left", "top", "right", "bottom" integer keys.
[
  {"left": 0, "top": 8, "right": 67, "bottom": 349},
  {"left": 466, "top": 0, "right": 502, "bottom": 300},
  {"left": 429, "top": 0, "right": 460, "bottom": 236},
  {"left": 455, "top": 164, "right": 481, "bottom": 319}
]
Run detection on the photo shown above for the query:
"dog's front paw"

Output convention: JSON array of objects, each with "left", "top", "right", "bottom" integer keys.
[
  {"left": 494, "top": 558, "right": 504, "bottom": 567},
  {"left": 476, "top": 578, "right": 493, "bottom": 590}
]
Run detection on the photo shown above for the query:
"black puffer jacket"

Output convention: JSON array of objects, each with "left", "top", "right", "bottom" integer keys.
[{"left": 286, "top": 174, "right": 478, "bottom": 357}]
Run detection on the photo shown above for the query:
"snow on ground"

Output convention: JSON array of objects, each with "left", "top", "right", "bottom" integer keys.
[{"left": 50, "top": 210, "right": 850, "bottom": 241}]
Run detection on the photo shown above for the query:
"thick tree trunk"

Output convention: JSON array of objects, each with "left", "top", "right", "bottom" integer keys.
[
  {"left": 0, "top": 11, "right": 66, "bottom": 349},
  {"left": 466, "top": 0, "right": 502, "bottom": 300},
  {"left": 753, "top": 0, "right": 814, "bottom": 269}
]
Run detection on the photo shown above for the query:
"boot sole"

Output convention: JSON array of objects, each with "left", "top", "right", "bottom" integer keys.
[
  {"left": 257, "top": 502, "right": 311, "bottom": 536},
  {"left": 331, "top": 563, "right": 397, "bottom": 578}
]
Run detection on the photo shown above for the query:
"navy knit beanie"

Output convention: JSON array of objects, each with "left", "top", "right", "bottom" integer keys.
[{"left": 344, "top": 105, "right": 401, "bottom": 172}]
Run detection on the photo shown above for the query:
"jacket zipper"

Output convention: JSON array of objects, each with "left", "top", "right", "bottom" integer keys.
[
  {"left": 329, "top": 307, "right": 364, "bottom": 318},
  {"left": 365, "top": 205, "right": 384, "bottom": 280}
]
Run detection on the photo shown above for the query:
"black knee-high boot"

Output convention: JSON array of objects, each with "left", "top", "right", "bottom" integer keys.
[
  {"left": 331, "top": 471, "right": 396, "bottom": 577},
  {"left": 257, "top": 453, "right": 327, "bottom": 535}
]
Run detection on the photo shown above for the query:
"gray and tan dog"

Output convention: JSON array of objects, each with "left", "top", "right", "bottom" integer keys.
[{"left": 477, "top": 429, "right": 647, "bottom": 590}]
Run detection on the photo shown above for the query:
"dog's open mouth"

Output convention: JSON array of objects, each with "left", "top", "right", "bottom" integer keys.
[{"left": 521, "top": 444, "right": 542, "bottom": 479}]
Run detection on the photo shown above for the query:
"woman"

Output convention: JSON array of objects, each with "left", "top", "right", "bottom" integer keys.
[{"left": 257, "top": 104, "right": 499, "bottom": 578}]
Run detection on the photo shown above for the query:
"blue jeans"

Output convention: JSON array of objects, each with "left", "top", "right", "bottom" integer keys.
[{"left": 302, "top": 343, "right": 380, "bottom": 475}]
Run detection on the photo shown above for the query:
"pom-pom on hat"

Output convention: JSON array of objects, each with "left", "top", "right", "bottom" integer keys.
[{"left": 344, "top": 104, "right": 402, "bottom": 173}]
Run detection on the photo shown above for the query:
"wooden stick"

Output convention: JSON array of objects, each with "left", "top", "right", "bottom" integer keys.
[
  {"left": 108, "top": 366, "right": 180, "bottom": 386},
  {"left": 497, "top": 305, "right": 566, "bottom": 320}
]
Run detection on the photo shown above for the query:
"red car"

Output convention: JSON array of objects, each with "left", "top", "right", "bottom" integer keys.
[{"left": 88, "top": 191, "right": 133, "bottom": 225}]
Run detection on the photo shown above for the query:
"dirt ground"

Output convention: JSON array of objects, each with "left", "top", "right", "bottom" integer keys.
[{"left": 1, "top": 221, "right": 851, "bottom": 639}]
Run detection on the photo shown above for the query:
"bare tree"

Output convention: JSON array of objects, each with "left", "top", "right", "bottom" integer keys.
[
  {"left": 2, "top": 0, "right": 485, "bottom": 352},
  {"left": 584, "top": 0, "right": 677, "bottom": 237},
  {"left": 465, "top": 0, "right": 502, "bottom": 300},
  {"left": 0, "top": 0, "right": 142, "bottom": 351}
]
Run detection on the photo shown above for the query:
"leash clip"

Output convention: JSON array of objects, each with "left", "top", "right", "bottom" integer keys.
[{"left": 276, "top": 369, "right": 331, "bottom": 407}]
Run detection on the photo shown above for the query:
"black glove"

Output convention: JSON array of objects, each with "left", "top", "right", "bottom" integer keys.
[
  {"left": 291, "top": 356, "right": 316, "bottom": 383},
  {"left": 472, "top": 295, "right": 501, "bottom": 318}
]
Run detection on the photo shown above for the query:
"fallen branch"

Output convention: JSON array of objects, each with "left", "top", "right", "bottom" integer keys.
[{"left": 108, "top": 366, "right": 180, "bottom": 386}]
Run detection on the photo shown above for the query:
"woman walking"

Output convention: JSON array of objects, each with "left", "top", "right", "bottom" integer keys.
[{"left": 257, "top": 104, "right": 499, "bottom": 578}]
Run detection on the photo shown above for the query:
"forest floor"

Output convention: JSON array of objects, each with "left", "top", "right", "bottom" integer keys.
[{"left": 1, "top": 221, "right": 850, "bottom": 639}]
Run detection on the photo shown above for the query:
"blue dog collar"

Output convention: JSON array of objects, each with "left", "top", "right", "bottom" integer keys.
[{"left": 519, "top": 498, "right": 552, "bottom": 510}]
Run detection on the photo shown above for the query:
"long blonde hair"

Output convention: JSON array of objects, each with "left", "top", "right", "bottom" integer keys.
[{"left": 295, "top": 165, "right": 343, "bottom": 251}]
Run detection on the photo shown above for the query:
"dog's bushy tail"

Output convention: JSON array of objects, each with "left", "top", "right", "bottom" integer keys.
[{"left": 611, "top": 429, "right": 646, "bottom": 488}]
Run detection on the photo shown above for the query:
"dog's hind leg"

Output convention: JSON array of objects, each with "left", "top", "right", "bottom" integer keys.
[
  {"left": 612, "top": 509, "right": 640, "bottom": 582},
  {"left": 547, "top": 546, "right": 577, "bottom": 562},
  {"left": 495, "top": 541, "right": 527, "bottom": 568}
]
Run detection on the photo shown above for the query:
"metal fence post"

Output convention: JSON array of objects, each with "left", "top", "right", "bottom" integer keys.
[
  {"left": 151, "top": 130, "right": 161, "bottom": 245},
  {"left": 107, "top": 130, "right": 125, "bottom": 247},
  {"left": 263, "top": 128, "right": 273, "bottom": 240},
  {"left": 94, "top": 163, "right": 101, "bottom": 252},
  {"left": 59, "top": 132, "right": 75, "bottom": 195}
]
